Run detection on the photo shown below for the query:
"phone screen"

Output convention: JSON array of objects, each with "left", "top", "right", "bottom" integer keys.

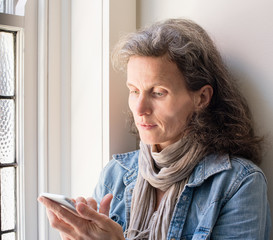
[{"left": 40, "top": 193, "right": 77, "bottom": 213}]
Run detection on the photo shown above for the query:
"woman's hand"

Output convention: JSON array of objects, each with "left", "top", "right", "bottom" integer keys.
[{"left": 38, "top": 194, "right": 125, "bottom": 240}]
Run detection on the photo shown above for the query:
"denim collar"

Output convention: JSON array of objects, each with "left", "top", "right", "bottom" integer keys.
[
  {"left": 113, "top": 151, "right": 231, "bottom": 187},
  {"left": 113, "top": 151, "right": 139, "bottom": 186},
  {"left": 187, "top": 154, "right": 232, "bottom": 187}
]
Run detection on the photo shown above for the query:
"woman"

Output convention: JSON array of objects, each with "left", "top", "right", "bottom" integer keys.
[{"left": 39, "top": 19, "right": 271, "bottom": 239}]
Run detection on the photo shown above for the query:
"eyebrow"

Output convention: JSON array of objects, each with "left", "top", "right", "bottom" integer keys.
[{"left": 126, "top": 81, "right": 168, "bottom": 88}]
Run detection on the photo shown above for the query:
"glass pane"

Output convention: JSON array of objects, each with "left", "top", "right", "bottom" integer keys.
[
  {"left": 0, "top": 0, "right": 14, "bottom": 15},
  {"left": 0, "top": 31, "right": 15, "bottom": 96},
  {"left": 1, "top": 167, "right": 16, "bottom": 231},
  {"left": 0, "top": 99, "right": 15, "bottom": 164},
  {"left": 2, "top": 232, "right": 16, "bottom": 240},
  {"left": 0, "top": 0, "right": 3, "bottom": 12},
  {"left": 0, "top": 0, "right": 26, "bottom": 16}
]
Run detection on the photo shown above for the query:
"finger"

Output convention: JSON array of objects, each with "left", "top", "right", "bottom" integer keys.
[
  {"left": 99, "top": 193, "right": 113, "bottom": 216},
  {"left": 86, "top": 197, "right": 98, "bottom": 211},
  {"left": 46, "top": 209, "right": 76, "bottom": 238},
  {"left": 75, "top": 196, "right": 87, "bottom": 205},
  {"left": 76, "top": 202, "right": 108, "bottom": 227},
  {"left": 39, "top": 197, "right": 83, "bottom": 228}
]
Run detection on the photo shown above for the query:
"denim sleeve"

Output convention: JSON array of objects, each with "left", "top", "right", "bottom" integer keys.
[{"left": 212, "top": 171, "right": 271, "bottom": 239}]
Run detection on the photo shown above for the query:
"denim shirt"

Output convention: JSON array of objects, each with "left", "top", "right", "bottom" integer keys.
[{"left": 93, "top": 150, "right": 271, "bottom": 240}]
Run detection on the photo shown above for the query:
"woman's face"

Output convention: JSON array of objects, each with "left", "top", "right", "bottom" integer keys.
[{"left": 127, "top": 56, "right": 198, "bottom": 150}]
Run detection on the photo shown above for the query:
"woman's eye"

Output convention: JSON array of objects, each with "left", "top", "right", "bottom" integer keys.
[
  {"left": 152, "top": 92, "right": 164, "bottom": 97},
  {"left": 130, "top": 90, "right": 139, "bottom": 94}
]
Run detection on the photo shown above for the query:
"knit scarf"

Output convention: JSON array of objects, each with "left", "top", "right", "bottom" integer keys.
[{"left": 125, "top": 139, "right": 205, "bottom": 239}]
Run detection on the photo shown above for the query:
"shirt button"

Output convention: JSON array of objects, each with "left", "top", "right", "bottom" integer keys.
[{"left": 182, "top": 196, "right": 187, "bottom": 201}]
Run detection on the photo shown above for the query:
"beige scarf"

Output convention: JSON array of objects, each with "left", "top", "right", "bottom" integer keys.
[{"left": 125, "top": 139, "right": 205, "bottom": 239}]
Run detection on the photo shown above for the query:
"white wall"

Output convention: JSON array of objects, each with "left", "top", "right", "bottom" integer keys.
[{"left": 137, "top": 0, "right": 273, "bottom": 237}]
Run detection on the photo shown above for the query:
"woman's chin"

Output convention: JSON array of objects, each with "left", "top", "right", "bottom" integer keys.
[
  {"left": 139, "top": 138, "right": 156, "bottom": 145},
  {"left": 139, "top": 136, "right": 160, "bottom": 146}
]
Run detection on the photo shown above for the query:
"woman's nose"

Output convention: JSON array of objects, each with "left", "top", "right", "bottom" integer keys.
[{"left": 135, "top": 95, "right": 151, "bottom": 116}]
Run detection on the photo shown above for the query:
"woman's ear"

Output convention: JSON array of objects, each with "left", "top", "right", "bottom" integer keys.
[{"left": 194, "top": 85, "right": 213, "bottom": 110}]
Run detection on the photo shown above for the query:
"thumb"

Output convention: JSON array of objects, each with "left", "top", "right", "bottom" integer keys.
[{"left": 99, "top": 193, "right": 113, "bottom": 216}]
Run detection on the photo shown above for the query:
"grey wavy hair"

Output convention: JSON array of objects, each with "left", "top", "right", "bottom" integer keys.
[{"left": 112, "top": 18, "right": 263, "bottom": 164}]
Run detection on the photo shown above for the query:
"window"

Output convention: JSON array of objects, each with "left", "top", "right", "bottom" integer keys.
[
  {"left": 0, "top": 0, "right": 25, "bottom": 16},
  {"left": 0, "top": 0, "right": 15, "bottom": 14},
  {"left": 0, "top": 26, "right": 23, "bottom": 240},
  {"left": 1, "top": 1, "right": 137, "bottom": 239}
]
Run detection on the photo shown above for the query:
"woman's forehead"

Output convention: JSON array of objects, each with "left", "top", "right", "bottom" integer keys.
[
  {"left": 127, "top": 56, "right": 184, "bottom": 81},
  {"left": 126, "top": 57, "right": 189, "bottom": 94}
]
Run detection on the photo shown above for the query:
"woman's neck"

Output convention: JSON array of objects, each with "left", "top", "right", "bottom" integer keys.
[{"left": 155, "top": 188, "right": 165, "bottom": 211}]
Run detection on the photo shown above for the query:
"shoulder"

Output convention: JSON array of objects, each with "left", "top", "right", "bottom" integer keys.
[
  {"left": 175, "top": 155, "right": 270, "bottom": 239},
  {"left": 189, "top": 154, "right": 266, "bottom": 184},
  {"left": 188, "top": 154, "right": 268, "bottom": 204},
  {"left": 222, "top": 155, "right": 267, "bottom": 189},
  {"left": 231, "top": 156, "right": 265, "bottom": 175},
  {"left": 229, "top": 156, "right": 267, "bottom": 183},
  {"left": 185, "top": 154, "right": 270, "bottom": 218},
  {"left": 224, "top": 156, "right": 268, "bottom": 201}
]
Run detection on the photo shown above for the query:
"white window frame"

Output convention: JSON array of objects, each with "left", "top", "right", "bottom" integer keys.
[
  {"left": 0, "top": 1, "right": 41, "bottom": 239},
  {"left": 2, "top": 0, "right": 137, "bottom": 238},
  {"left": 37, "top": 1, "right": 136, "bottom": 239},
  {"left": 0, "top": 0, "right": 136, "bottom": 239},
  {"left": 37, "top": 0, "right": 70, "bottom": 238},
  {"left": 0, "top": 19, "right": 24, "bottom": 240}
]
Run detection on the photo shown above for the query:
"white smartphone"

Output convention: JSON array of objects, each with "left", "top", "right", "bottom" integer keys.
[{"left": 40, "top": 192, "right": 77, "bottom": 214}]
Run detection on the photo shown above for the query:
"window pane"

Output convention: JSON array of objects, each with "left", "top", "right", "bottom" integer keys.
[
  {"left": 0, "top": 27, "right": 19, "bottom": 238},
  {"left": 0, "top": 0, "right": 3, "bottom": 12},
  {"left": 0, "top": 0, "right": 15, "bottom": 15},
  {"left": 1, "top": 166, "right": 16, "bottom": 231},
  {"left": 0, "top": 99, "right": 15, "bottom": 164},
  {"left": 2, "top": 232, "right": 16, "bottom": 240},
  {"left": 0, "top": 31, "right": 15, "bottom": 97}
]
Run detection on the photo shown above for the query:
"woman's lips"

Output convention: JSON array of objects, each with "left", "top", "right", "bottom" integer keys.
[{"left": 137, "top": 123, "right": 157, "bottom": 130}]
